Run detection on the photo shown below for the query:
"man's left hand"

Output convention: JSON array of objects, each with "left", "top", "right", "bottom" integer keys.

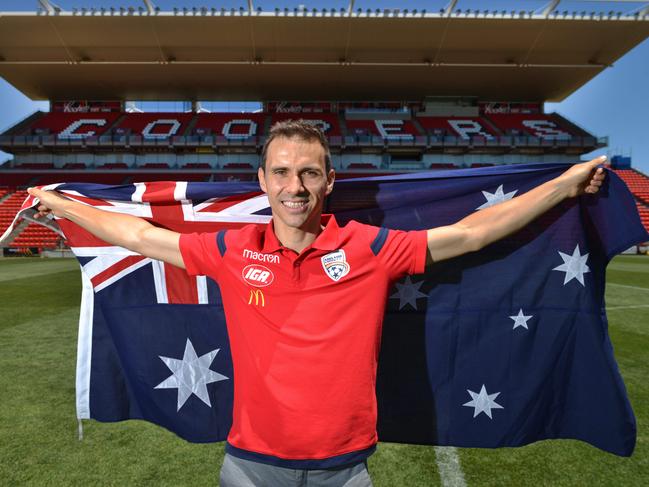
[{"left": 558, "top": 155, "right": 607, "bottom": 198}]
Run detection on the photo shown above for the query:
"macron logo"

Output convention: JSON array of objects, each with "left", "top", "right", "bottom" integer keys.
[{"left": 243, "top": 249, "right": 280, "bottom": 264}]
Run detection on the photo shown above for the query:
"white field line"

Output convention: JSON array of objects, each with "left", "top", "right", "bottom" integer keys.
[
  {"left": 607, "top": 304, "right": 649, "bottom": 310},
  {"left": 606, "top": 283, "right": 649, "bottom": 311},
  {"left": 434, "top": 446, "right": 467, "bottom": 487},
  {"left": 608, "top": 283, "right": 649, "bottom": 292}
]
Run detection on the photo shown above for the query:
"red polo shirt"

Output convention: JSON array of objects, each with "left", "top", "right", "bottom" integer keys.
[{"left": 179, "top": 215, "right": 427, "bottom": 468}]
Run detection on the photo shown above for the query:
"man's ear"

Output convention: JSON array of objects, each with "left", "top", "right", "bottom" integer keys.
[
  {"left": 258, "top": 167, "right": 267, "bottom": 193},
  {"left": 325, "top": 169, "right": 335, "bottom": 196}
]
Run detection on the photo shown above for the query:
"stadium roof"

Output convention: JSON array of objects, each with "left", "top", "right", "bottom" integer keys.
[{"left": 0, "top": 7, "right": 648, "bottom": 102}]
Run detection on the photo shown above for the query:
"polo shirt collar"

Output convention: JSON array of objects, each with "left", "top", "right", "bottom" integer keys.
[{"left": 262, "top": 214, "right": 340, "bottom": 253}]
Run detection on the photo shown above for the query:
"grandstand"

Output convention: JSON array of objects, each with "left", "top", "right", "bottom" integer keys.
[
  {"left": 611, "top": 158, "right": 649, "bottom": 234},
  {"left": 0, "top": 2, "right": 648, "bottom": 254}
]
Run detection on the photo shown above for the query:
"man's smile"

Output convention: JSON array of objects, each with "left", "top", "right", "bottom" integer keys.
[{"left": 281, "top": 200, "right": 309, "bottom": 211}]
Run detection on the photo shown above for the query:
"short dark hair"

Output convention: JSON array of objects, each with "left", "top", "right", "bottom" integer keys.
[{"left": 260, "top": 119, "right": 332, "bottom": 172}]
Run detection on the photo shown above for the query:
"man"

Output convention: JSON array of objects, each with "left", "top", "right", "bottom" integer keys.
[{"left": 29, "top": 120, "right": 606, "bottom": 486}]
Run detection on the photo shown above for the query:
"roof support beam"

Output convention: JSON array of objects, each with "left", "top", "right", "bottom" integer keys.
[
  {"left": 0, "top": 60, "right": 607, "bottom": 69},
  {"left": 443, "top": 0, "right": 458, "bottom": 17},
  {"left": 142, "top": 0, "right": 155, "bottom": 15},
  {"left": 347, "top": 0, "right": 355, "bottom": 16},
  {"left": 38, "top": 0, "right": 60, "bottom": 14},
  {"left": 541, "top": 0, "right": 562, "bottom": 17},
  {"left": 248, "top": 1, "right": 254, "bottom": 14}
]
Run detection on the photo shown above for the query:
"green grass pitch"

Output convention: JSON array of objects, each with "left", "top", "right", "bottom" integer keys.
[{"left": 0, "top": 255, "right": 647, "bottom": 486}]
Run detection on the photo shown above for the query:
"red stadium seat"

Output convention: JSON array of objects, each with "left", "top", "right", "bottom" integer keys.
[
  {"left": 614, "top": 169, "right": 649, "bottom": 206},
  {"left": 181, "top": 162, "right": 212, "bottom": 169},
  {"left": 346, "top": 162, "right": 379, "bottom": 169},
  {"left": 194, "top": 113, "right": 266, "bottom": 139},
  {"left": 114, "top": 113, "right": 193, "bottom": 139},
  {"left": 141, "top": 163, "right": 172, "bottom": 169},
  {"left": 29, "top": 112, "right": 120, "bottom": 139},
  {"left": 417, "top": 117, "right": 498, "bottom": 139},
  {"left": 485, "top": 114, "right": 575, "bottom": 140},
  {"left": 62, "top": 162, "right": 89, "bottom": 169},
  {"left": 15, "top": 162, "right": 55, "bottom": 169},
  {"left": 346, "top": 119, "right": 419, "bottom": 139},
  {"left": 223, "top": 162, "right": 255, "bottom": 169}
]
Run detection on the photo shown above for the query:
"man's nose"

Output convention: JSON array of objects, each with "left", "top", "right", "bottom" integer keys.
[{"left": 286, "top": 173, "right": 305, "bottom": 194}]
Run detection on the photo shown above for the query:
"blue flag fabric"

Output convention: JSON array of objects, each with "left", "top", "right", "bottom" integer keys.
[{"left": 15, "top": 163, "right": 647, "bottom": 456}]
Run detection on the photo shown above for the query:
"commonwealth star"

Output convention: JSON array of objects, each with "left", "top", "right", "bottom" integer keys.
[
  {"left": 155, "top": 338, "right": 229, "bottom": 411},
  {"left": 390, "top": 275, "right": 428, "bottom": 310},
  {"left": 463, "top": 385, "right": 504, "bottom": 419}
]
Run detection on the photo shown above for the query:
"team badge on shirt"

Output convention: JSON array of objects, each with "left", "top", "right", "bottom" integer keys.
[{"left": 321, "top": 249, "right": 350, "bottom": 282}]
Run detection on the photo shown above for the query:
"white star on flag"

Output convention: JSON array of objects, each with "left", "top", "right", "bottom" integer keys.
[
  {"left": 155, "top": 338, "right": 229, "bottom": 411},
  {"left": 510, "top": 309, "right": 533, "bottom": 330},
  {"left": 390, "top": 275, "right": 427, "bottom": 310},
  {"left": 463, "top": 384, "right": 504, "bottom": 419},
  {"left": 552, "top": 244, "right": 590, "bottom": 286},
  {"left": 476, "top": 184, "right": 518, "bottom": 210}
]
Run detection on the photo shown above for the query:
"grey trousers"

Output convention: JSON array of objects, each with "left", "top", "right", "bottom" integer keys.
[{"left": 219, "top": 453, "right": 373, "bottom": 487}]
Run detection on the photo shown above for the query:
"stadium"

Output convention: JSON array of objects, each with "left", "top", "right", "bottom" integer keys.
[{"left": 0, "top": 1, "right": 648, "bottom": 486}]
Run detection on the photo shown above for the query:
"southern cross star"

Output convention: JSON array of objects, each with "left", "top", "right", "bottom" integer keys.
[
  {"left": 463, "top": 384, "right": 504, "bottom": 419},
  {"left": 509, "top": 309, "right": 533, "bottom": 330},
  {"left": 476, "top": 184, "right": 518, "bottom": 210},
  {"left": 155, "top": 338, "right": 229, "bottom": 411},
  {"left": 390, "top": 275, "right": 428, "bottom": 310},
  {"left": 552, "top": 244, "right": 590, "bottom": 286}
]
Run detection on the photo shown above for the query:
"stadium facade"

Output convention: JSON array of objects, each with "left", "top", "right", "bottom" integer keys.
[{"left": 0, "top": 1, "right": 648, "bottom": 252}]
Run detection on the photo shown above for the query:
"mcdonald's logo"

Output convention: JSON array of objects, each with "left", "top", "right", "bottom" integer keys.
[{"left": 248, "top": 289, "right": 265, "bottom": 307}]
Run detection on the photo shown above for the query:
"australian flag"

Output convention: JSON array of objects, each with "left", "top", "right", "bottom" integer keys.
[{"left": 4, "top": 163, "right": 647, "bottom": 456}]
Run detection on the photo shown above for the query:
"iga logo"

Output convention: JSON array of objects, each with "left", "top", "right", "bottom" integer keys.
[{"left": 242, "top": 264, "right": 274, "bottom": 287}]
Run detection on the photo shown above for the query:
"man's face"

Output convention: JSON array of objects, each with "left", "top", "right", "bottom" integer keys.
[{"left": 258, "top": 136, "right": 335, "bottom": 233}]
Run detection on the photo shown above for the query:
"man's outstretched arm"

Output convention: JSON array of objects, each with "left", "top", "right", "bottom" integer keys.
[
  {"left": 425, "top": 156, "right": 607, "bottom": 264},
  {"left": 27, "top": 188, "right": 185, "bottom": 269}
]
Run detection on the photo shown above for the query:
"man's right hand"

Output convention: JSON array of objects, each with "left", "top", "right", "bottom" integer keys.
[
  {"left": 28, "top": 187, "right": 70, "bottom": 219},
  {"left": 27, "top": 186, "right": 185, "bottom": 269}
]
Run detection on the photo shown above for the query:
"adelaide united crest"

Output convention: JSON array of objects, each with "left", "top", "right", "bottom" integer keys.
[{"left": 321, "top": 249, "right": 350, "bottom": 282}]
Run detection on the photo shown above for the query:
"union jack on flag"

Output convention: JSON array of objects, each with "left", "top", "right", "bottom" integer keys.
[
  {"left": 56, "top": 181, "right": 271, "bottom": 303},
  {"left": 2, "top": 164, "right": 647, "bottom": 456}
]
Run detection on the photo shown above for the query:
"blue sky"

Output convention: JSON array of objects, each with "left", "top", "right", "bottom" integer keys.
[{"left": 0, "top": 0, "right": 647, "bottom": 173}]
